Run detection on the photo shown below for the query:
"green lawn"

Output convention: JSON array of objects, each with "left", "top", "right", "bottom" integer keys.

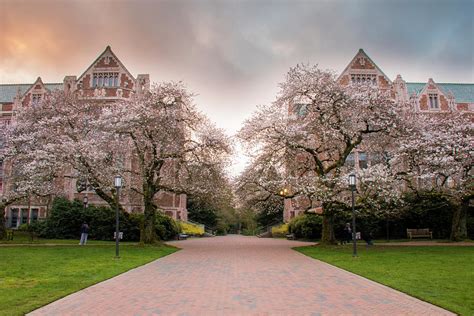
[
  {"left": 296, "top": 245, "right": 474, "bottom": 315},
  {"left": 0, "top": 231, "right": 137, "bottom": 245},
  {"left": 0, "top": 244, "right": 178, "bottom": 315}
]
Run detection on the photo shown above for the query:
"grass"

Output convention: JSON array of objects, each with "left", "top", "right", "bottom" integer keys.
[
  {"left": 0, "top": 243, "right": 178, "bottom": 315},
  {"left": 296, "top": 245, "right": 474, "bottom": 315},
  {"left": 0, "top": 231, "right": 138, "bottom": 245}
]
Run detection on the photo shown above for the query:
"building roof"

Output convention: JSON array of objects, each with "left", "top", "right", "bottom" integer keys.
[
  {"left": 0, "top": 83, "right": 63, "bottom": 104},
  {"left": 407, "top": 82, "right": 474, "bottom": 103}
]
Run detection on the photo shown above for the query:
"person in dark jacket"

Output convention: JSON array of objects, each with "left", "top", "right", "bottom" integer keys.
[
  {"left": 362, "top": 230, "right": 374, "bottom": 247},
  {"left": 343, "top": 223, "right": 352, "bottom": 244},
  {"left": 79, "top": 222, "right": 89, "bottom": 245}
]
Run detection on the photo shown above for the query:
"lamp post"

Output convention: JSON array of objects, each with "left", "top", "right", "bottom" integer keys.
[
  {"left": 349, "top": 174, "right": 357, "bottom": 257},
  {"left": 114, "top": 175, "right": 122, "bottom": 258}
]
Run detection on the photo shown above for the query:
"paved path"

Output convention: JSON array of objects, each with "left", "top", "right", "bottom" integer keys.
[{"left": 30, "top": 235, "right": 453, "bottom": 315}]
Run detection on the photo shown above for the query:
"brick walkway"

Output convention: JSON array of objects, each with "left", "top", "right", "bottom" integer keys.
[{"left": 29, "top": 235, "right": 453, "bottom": 315}]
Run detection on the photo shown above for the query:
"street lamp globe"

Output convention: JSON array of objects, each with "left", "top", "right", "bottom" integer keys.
[
  {"left": 114, "top": 175, "right": 122, "bottom": 189},
  {"left": 349, "top": 174, "right": 356, "bottom": 188}
]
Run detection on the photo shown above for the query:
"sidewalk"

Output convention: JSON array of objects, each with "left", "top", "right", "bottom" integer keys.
[{"left": 29, "top": 235, "right": 453, "bottom": 315}]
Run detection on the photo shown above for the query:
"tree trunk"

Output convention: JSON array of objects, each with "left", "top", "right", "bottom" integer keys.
[
  {"left": 0, "top": 203, "right": 6, "bottom": 240},
  {"left": 142, "top": 184, "right": 158, "bottom": 244},
  {"left": 321, "top": 213, "right": 336, "bottom": 244},
  {"left": 450, "top": 200, "right": 469, "bottom": 241}
]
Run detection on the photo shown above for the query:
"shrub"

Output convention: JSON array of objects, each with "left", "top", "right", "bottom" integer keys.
[
  {"left": 37, "top": 197, "right": 179, "bottom": 241},
  {"left": 215, "top": 221, "right": 229, "bottom": 235},
  {"left": 155, "top": 212, "right": 180, "bottom": 240},
  {"left": 179, "top": 221, "right": 204, "bottom": 236},
  {"left": 398, "top": 191, "right": 454, "bottom": 239},
  {"left": 271, "top": 223, "right": 288, "bottom": 238},
  {"left": 289, "top": 214, "right": 323, "bottom": 239}
]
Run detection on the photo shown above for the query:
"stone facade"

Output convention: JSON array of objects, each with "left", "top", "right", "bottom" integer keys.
[
  {"left": 283, "top": 49, "right": 474, "bottom": 223},
  {"left": 0, "top": 46, "right": 187, "bottom": 228}
]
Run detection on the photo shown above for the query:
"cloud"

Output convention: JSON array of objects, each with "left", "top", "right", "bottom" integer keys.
[{"left": 1, "top": 0, "right": 473, "bottom": 175}]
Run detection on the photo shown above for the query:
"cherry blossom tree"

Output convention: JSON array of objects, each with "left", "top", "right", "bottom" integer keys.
[
  {"left": 100, "top": 82, "right": 232, "bottom": 243},
  {"left": 6, "top": 91, "right": 126, "bottom": 213},
  {"left": 0, "top": 122, "right": 61, "bottom": 239},
  {"left": 397, "top": 110, "right": 473, "bottom": 240},
  {"left": 239, "top": 64, "right": 406, "bottom": 243}
]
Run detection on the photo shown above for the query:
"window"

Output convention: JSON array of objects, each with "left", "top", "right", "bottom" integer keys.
[
  {"left": 429, "top": 94, "right": 439, "bottom": 109},
  {"left": 10, "top": 209, "right": 19, "bottom": 228},
  {"left": 351, "top": 74, "right": 377, "bottom": 85},
  {"left": 93, "top": 73, "right": 119, "bottom": 88},
  {"left": 21, "top": 208, "right": 28, "bottom": 225},
  {"left": 32, "top": 93, "right": 42, "bottom": 106},
  {"left": 294, "top": 103, "right": 308, "bottom": 117},
  {"left": 31, "top": 209, "right": 39, "bottom": 222},
  {"left": 358, "top": 152, "right": 368, "bottom": 169},
  {"left": 346, "top": 153, "right": 355, "bottom": 168},
  {"left": 76, "top": 177, "right": 95, "bottom": 193}
]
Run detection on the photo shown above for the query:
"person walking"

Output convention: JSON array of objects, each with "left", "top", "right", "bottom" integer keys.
[
  {"left": 79, "top": 222, "right": 89, "bottom": 245},
  {"left": 343, "top": 223, "right": 352, "bottom": 245}
]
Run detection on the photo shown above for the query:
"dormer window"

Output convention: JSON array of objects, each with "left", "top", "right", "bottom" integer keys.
[
  {"left": 32, "top": 93, "right": 42, "bottom": 106},
  {"left": 350, "top": 74, "right": 377, "bottom": 85},
  {"left": 93, "top": 73, "right": 119, "bottom": 88},
  {"left": 429, "top": 93, "right": 439, "bottom": 109}
]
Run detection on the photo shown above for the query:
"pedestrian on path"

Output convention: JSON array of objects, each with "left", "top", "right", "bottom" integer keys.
[
  {"left": 343, "top": 223, "right": 352, "bottom": 244},
  {"left": 79, "top": 222, "right": 89, "bottom": 245}
]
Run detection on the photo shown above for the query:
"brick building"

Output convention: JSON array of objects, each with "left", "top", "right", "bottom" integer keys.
[
  {"left": 283, "top": 49, "right": 474, "bottom": 222},
  {"left": 0, "top": 46, "right": 187, "bottom": 228}
]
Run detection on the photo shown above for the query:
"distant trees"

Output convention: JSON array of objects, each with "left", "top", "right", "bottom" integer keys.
[
  {"left": 187, "top": 167, "right": 236, "bottom": 232},
  {"left": 234, "top": 157, "right": 285, "bottom": 227}
]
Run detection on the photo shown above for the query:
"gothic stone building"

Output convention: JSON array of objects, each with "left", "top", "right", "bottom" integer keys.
[
  {"left": 283, "top": 49, "right": 474, "bottom": 222},
  {"left": 0, "top": 46, "right": 187, "bottom": 228}
]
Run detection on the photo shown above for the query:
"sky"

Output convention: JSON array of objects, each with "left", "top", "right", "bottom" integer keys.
[{"left": 1, "top": 0, "right": 473, "bottom": 175}]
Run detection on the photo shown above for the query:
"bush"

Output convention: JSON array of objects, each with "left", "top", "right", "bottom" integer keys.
[
  {"left": 271, "top": 224, "right": 288, "bottom": 238},
  {"left": 289, "top": 214, "right": 323, "bottom": 239},
  {"left": 179, "top": 221, "right": 204, "bottom": 236},
  {"left": 397, "top": 191, "right": 454, "bottom": 239},
  {"left": 155, "top": 212, "right": 180, "bottom": 240},
  {"left": 37, "top": 197, "right": 178, "bottom": 241},
  {"left": 215, "top": 221, "right": 229, "bottom": 235}
]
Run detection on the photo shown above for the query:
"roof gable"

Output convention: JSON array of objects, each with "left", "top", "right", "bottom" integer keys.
[
  {"left": 0, "top": 81, "right": 62, "bottom": 104},
  {"left": 338, "top": 49, "right": 392, "bottom": 84},
  {"left": 407, "top": 82, "right": 474, "bottom": 103},
  {"left": 77, "top": 46, "right": 136, "bottom": 83}
]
